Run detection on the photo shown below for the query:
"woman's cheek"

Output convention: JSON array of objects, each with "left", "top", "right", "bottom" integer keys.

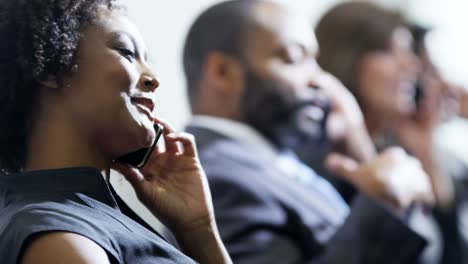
[{"left": 109, "top": 59, "right": 140, "bottom": 92}]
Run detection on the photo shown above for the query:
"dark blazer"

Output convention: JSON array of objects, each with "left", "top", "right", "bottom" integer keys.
[{"left": 187, "top": 125, "right": 426, "bottom": 264}]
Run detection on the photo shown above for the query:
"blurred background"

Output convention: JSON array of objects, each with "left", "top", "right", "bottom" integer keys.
[{"left": 112, "top": 0, "right": 468, "bottom": 230}]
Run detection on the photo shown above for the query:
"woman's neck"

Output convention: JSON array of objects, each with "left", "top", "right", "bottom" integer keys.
[{"left": 25, "top": 110, "right": 111, "bottom": 180}]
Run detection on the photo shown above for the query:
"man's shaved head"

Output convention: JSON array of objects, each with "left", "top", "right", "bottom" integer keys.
[
  {"left": 183, "top": 0, "right": 330, "bottom": 148},
  {"left": 183, "top": 0, "right": 284, "bottom": 106}
]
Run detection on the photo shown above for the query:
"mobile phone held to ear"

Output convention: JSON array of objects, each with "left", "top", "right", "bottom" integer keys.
[
  {"left": 414, "top": 78, "right": 424, "bottom": 109},
  {"left": 116, "top": 123, "right": 164, "bottom": 168}
]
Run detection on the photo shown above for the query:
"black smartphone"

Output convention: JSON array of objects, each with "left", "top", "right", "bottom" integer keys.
[
  {"left": 414, "top": 78, "right": 424, "bottom": 109},
  {"left": 116, "top": 123, "right": 164, "bottom": 168}
]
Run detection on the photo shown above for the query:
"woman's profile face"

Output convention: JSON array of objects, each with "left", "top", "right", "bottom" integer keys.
[
  {"left": 57, "top": 6, "right": 159, "bottom": 158},
  {"left": 357, "top": 27, "right": 421, "bottom": 120}
]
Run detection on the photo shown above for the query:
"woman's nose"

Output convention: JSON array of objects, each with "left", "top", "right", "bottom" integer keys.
[{"left": 139, "top": 74, "right": 159, "bottom": 92}]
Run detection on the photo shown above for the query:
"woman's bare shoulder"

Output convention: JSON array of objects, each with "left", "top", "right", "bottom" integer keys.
[{"left": 21, "top": 232, "right": 111, "bottom": 264}]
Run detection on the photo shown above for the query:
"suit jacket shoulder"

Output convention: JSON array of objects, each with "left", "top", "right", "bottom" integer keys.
[{"left": 187, "top": 125, "right": 426, "bottom": 264}]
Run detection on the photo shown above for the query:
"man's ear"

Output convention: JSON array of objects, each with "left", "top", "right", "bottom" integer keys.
[
  {"left": 203, "top": 51, "right": 244, "bottom": 94},
  {"left": 38, "top": 75, "right": 60, "bottom": 89}
]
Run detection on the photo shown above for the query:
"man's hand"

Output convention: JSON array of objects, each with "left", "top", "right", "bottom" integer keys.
[
  {"left": 326, "top": 147, "right": 435, "bottom": 211},
  {"left": 315, "top": 72, "right": 376, "bottom": 162}
]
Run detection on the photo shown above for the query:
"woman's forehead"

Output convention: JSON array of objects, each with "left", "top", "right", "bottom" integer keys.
[{"left": 94, "top": 7, "right": 147, "bottom": 51}]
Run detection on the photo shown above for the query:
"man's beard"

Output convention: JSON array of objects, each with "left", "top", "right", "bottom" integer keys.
[{"left": 241, "top": 69, "right": 331, "bottom": 150}]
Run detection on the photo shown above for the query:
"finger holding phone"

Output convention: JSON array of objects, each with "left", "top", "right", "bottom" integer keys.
[{"left": 113, "top": 117, "right": 231, "bottom": 263}]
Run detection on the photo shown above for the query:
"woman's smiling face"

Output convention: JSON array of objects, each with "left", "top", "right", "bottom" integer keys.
[
  {"left": 57, "top": 6, "right": 160, "bottom": 159},
  {"left": 357, "top": 27, "right": 421, "bottom": 120}
]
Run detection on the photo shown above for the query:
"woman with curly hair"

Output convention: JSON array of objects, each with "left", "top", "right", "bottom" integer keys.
[{"left": 0, "top": 0, "right": 232, "bottom": 263}]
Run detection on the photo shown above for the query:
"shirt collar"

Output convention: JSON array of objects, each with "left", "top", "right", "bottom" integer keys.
[
  {"left": 0, "top": 167, "right": 118, "bottom": 208},
  {"left": 189, "top": 115, "right": 280, "bottom": 160},
  {"left": 189, "top": 116, "right": 322, "bottom": 180}
]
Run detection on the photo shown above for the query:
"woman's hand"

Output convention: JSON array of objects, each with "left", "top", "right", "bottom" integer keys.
[
  {"left": 112, "top": 118, "right": 232, "bottom": 263},
  {"left": 397, "top": 75, "right": 442, "bottom": 157},
  {"left": 112, "top": 118, "right": 213, "bottom": 232},
  {"left": 396, "top": 76, "right": 455, "bottom": 208}
]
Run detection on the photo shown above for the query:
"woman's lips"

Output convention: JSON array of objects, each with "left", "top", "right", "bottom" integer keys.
[
  {"left": 131, "top": 96, "right": 155, "bottom": 120},
  {"left": 131, "top": 97, "right": 155, "bottom": 112}
]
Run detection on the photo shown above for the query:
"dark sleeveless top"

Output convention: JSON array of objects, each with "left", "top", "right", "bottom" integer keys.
[{"left": 0, "top": 167, "right": 197, "bottom": 263}]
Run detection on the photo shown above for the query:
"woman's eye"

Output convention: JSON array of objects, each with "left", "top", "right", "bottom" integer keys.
[
  {"left": 117, "top": 48, "right": 135, "bottom": 61},
  {"left": 280, "top": 46, "right": 307, "bottom": 65}
]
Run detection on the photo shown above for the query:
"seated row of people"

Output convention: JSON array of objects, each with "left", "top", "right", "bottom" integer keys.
[{"left": 0, "top": 0, "right": 466, "bottom": 263}]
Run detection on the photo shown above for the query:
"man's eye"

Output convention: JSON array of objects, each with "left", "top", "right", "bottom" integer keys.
[{"left": 117, "top": 48, "right": 135, "bottom": 61}]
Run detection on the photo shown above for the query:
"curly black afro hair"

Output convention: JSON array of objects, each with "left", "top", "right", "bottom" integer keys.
[{"left": 0, "top": 0, "right": 114, "bottom": 174}]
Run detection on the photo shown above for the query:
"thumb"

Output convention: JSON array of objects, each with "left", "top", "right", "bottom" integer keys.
[{"left": 326, "top": 153, "right": 360, "bottom": 182}]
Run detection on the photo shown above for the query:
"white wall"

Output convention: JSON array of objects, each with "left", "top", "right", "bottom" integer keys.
[
  {"left": 113, "top": 0, "right": 468, "bottom": 231},
  {"left": 393, "top": 0, "right": 468, "bottom": 88}
]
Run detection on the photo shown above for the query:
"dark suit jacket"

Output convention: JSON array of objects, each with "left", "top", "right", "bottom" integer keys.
[{"left": 187, "top": 125, "right": 426, "bottom": 264}]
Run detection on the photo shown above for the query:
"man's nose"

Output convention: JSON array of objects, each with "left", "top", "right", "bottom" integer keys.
[{"left": 306, "top": 63, "right": 326, "bottom": 90}]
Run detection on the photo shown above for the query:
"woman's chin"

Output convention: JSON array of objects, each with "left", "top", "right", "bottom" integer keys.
[
  {"left": 112, "top": 125, "right": 155, "bottom": 161},
  {"left": 139, "top": 122, "right": 157, "bottom": 148},
  {"left": 128, "top": 117, "right": 156, "bottom": 149}
]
